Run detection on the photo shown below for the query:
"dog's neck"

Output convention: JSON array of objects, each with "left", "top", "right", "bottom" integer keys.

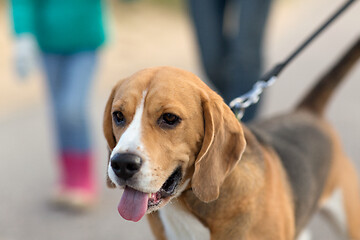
[{"left": 179, "top": 126, "right": 266, "bottom": 230}]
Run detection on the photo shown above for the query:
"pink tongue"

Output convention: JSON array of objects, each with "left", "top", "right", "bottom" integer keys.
[{"left": 118, "top": 186, "right": 149, "bottom": 222}]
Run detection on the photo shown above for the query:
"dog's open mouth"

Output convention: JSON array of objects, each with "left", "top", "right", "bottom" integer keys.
[
  {"left": 148, "top": 167, "right": 182, "bottom": 207},
  {"left": 118, "top": 167, "right": 182, "bottom": 222}
]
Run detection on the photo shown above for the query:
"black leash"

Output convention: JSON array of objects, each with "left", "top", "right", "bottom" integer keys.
[{"left": 230, "top": 0, "right": 358, "bottom": 120}]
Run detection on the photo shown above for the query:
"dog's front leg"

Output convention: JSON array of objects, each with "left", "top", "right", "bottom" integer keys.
[{"left": 147, "top": 212, "right": 167, "bottom": 240}]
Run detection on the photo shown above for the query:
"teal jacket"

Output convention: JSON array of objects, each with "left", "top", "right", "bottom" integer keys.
[{"left": 11, "top": 0, "right": 106, "bottom": 53}]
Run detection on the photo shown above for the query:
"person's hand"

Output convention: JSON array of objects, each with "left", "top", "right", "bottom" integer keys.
[{"left": 14, "top": 34, "right": 39, "bottom": 79}]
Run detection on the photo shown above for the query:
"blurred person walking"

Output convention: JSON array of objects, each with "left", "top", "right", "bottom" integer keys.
[
  {"left": 11, "top": 0, "right": 106, "bottom": 209},
  {"left": 188, "top": 0, "right": 272, "bottom": 122}
]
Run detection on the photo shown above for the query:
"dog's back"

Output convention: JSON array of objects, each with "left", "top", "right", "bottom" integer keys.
[{"left": 248, "top": 37, "right": 360, "bottom": 235}]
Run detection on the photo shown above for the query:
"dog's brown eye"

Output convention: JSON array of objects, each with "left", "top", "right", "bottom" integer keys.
[
  {"left": 158, "top": 113, "right": 181, "bottom": 128},
  {"left": 113, "top": 111, "right": 126, "bottom": 126}
]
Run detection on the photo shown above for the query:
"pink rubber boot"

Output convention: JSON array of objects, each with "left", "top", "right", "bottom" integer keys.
[{"left": 53, "top": 152, "right": 98, "bottom": 210}]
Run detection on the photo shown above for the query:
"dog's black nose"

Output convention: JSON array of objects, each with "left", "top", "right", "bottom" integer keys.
[{"left": 110, "top": 153, "right": 142, "bottom": 180}]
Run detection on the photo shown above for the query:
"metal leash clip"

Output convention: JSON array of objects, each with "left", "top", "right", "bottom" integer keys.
[
  {"left": 229, "top": 76, "right": 277, "bottom": 121},
  {"left": 229, "top": 0, "right": 356, "bottom": 121}
]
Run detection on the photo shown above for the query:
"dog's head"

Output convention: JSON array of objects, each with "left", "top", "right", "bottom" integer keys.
[{"left": 103, "top": 67, "right": 246, "bottom": 222}]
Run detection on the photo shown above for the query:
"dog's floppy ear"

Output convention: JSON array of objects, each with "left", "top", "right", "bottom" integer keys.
[
  {"left": 103, "top": 87, "right": 117, "bottom": 188},
  {"left": 103, "top": 87, "right": 117, "bottom": 150},
  {"left": 191, "top": 94, "right": 246, "bottom": 202}
]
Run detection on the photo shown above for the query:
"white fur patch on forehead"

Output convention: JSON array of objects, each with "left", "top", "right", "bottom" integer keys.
[{"left": 111, "top": 90, "right": 147, "bottom": 158}]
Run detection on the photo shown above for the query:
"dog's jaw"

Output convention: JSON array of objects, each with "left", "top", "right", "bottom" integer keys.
[{"left": 108, "top": 164, "right": 188, "bottom": 221}]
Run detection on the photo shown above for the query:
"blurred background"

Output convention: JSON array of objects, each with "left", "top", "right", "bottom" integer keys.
[{"left": 0, "top": 0, "right": 359, "bottom": 239}]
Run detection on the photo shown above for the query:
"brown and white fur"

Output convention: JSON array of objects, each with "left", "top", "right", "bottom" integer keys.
[{"left": 103, "top": 38, "right": 360, "bottom": 239}]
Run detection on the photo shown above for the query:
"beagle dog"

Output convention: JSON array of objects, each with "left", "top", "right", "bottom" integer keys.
[{"left": 103, "top": 38, "right": 360, "bottom": 240}]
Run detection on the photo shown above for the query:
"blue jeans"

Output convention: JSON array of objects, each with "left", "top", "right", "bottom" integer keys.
[
  {"left": 42, "top": 51, "right": 97, "bottom": 153},
  {"left": 188, "top": 0, "right": 272, "bottom": 121}
]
